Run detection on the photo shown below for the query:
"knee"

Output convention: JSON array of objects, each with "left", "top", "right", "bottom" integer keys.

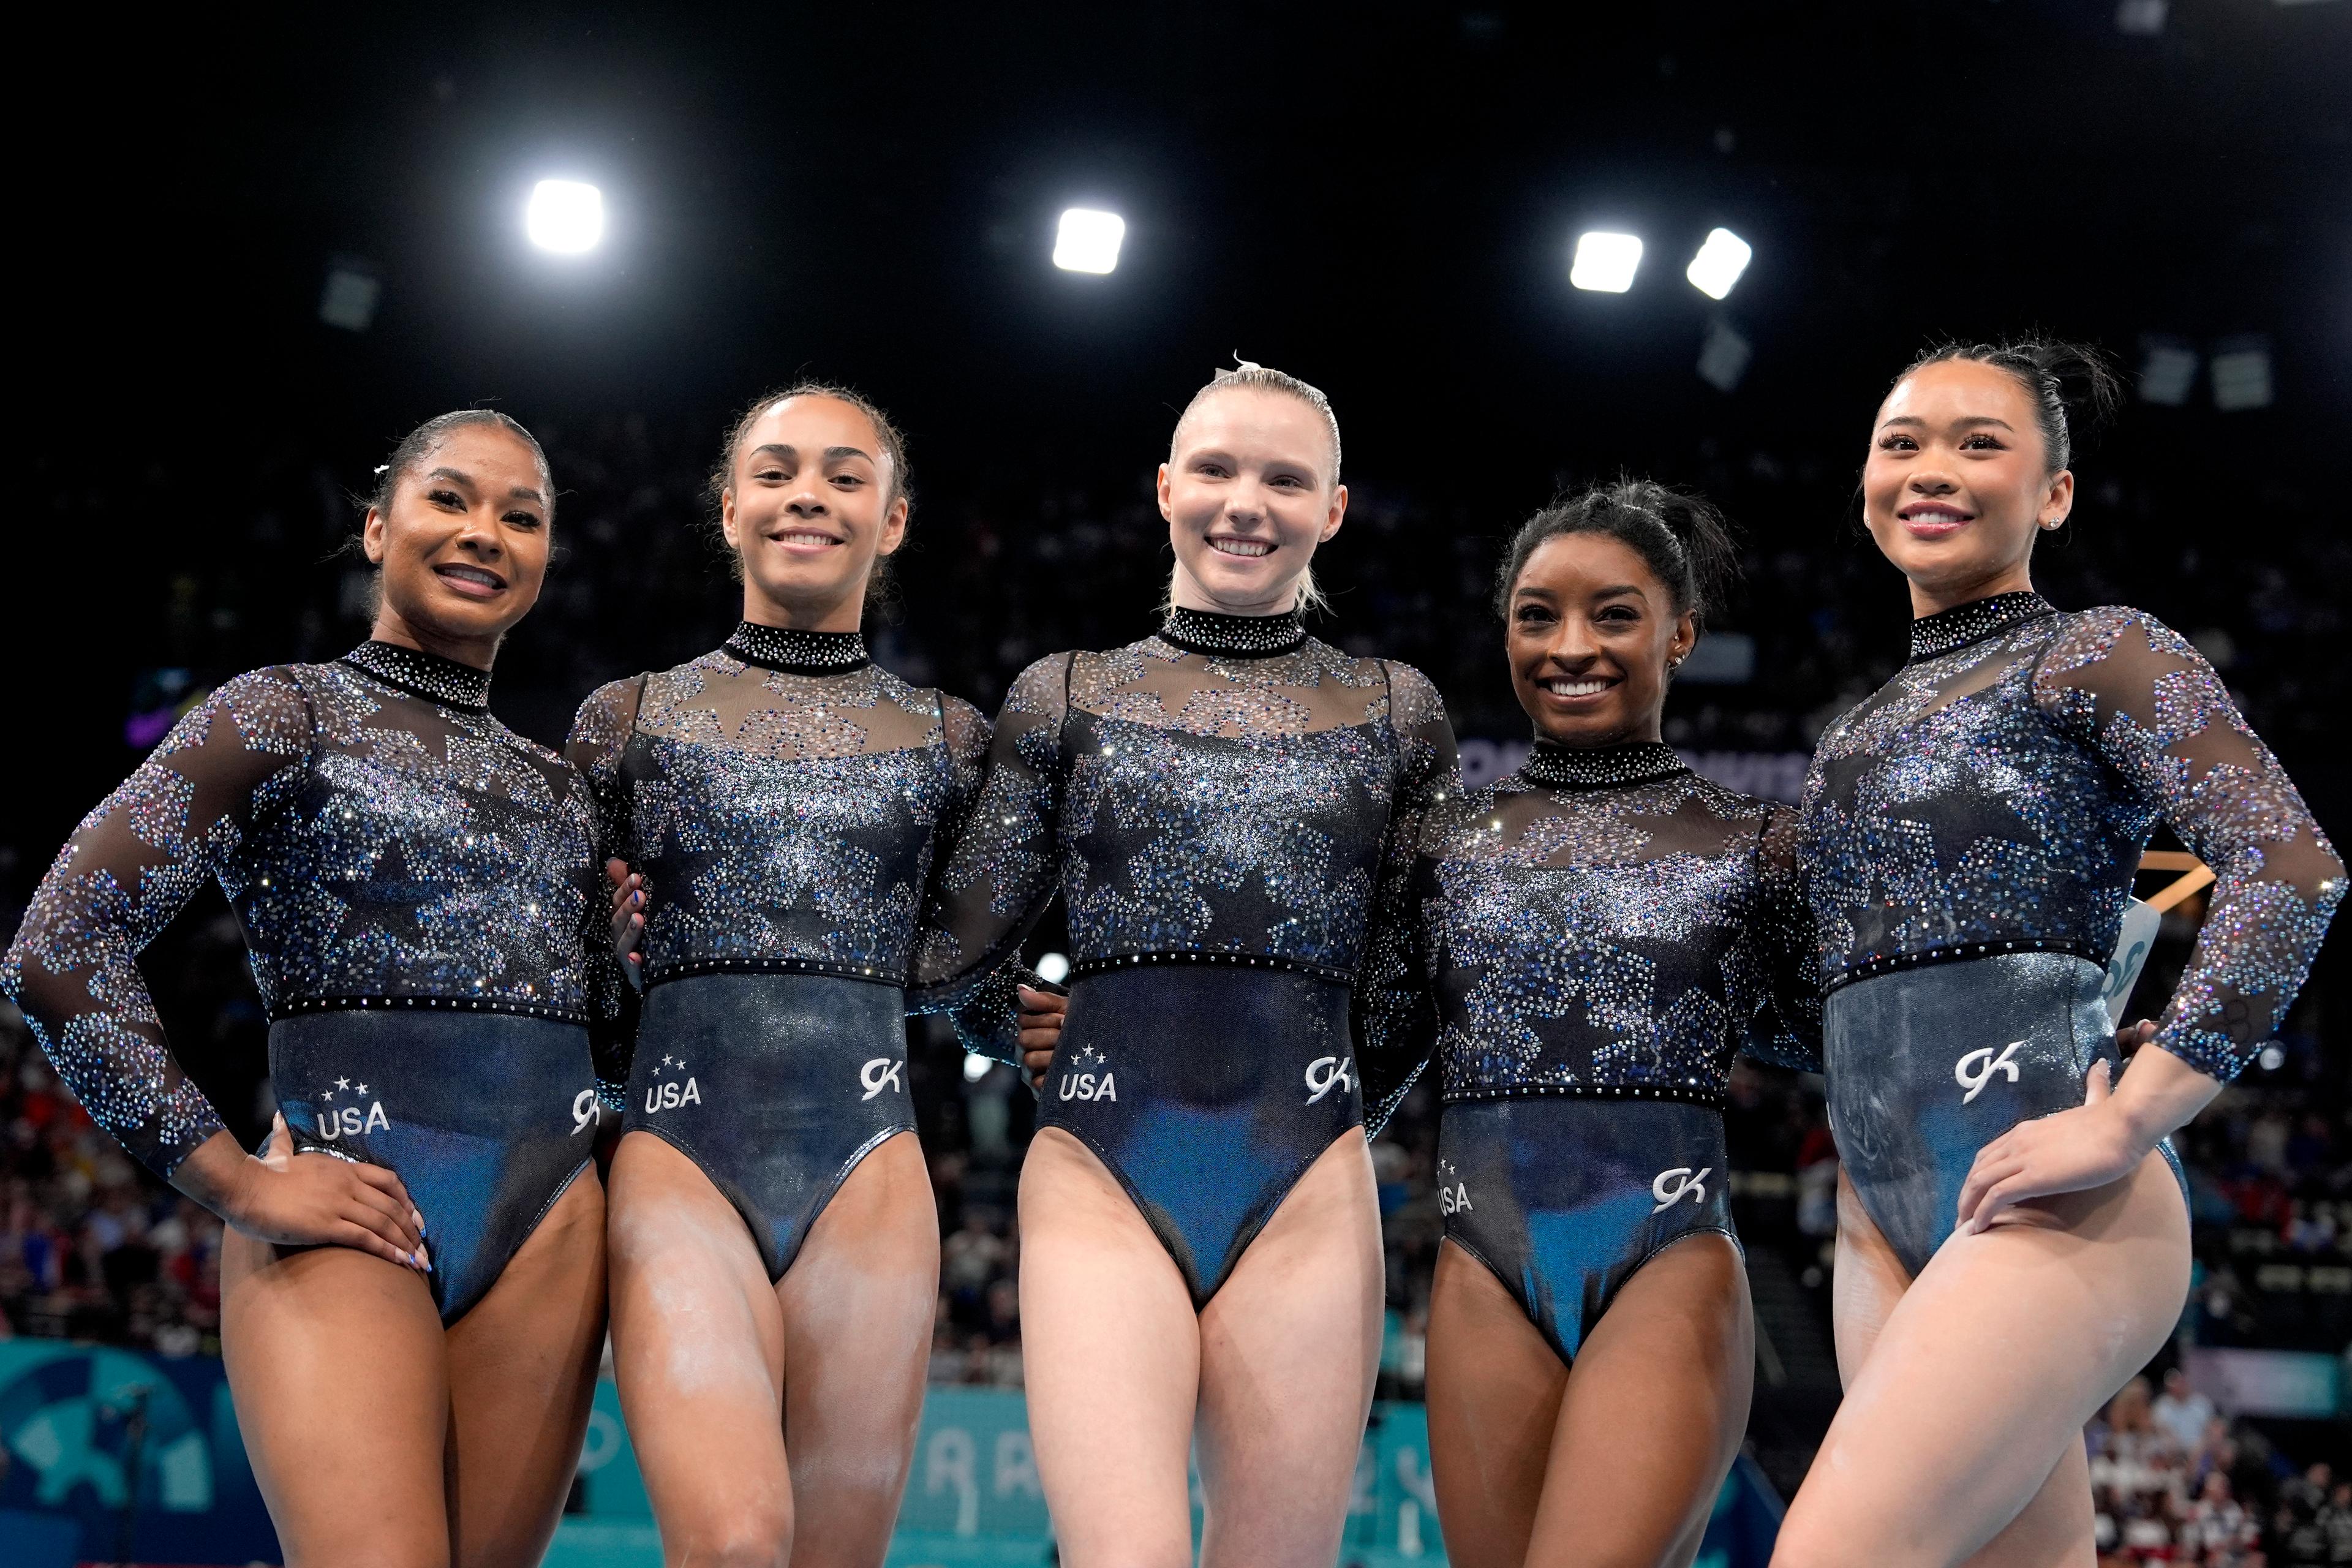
[{"left": 669, "top": 1510, "right": 793, "bottom": 1568}]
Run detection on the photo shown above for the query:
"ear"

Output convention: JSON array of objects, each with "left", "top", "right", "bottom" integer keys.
[
  {"left": 1155, "top": 462, "right": 1175, "bottom": 522},
  {"left": 719, "top": 488, "right": 741, "bottom": 551},
  {"left": 876, "top": 493, "right": 911, "bottom": 559},
  {"left": 362, "top": 506, "right": 387, "bottom": 566},
  {"left": 1321, "top": 482, "right": 1349, "bottom": 543},
  {"left": 2040, "top": 468, "right": 2076, "bottom": 530},
  {"left": 1668, "top": 610, "right": 1698, "bottom": 666}
]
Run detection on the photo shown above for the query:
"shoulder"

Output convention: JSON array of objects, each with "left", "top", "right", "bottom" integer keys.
[
  {"left": 159, "top": 665, "right": 313, "bottom": 761},
  {"left": 937, "top": 692, "right": 993, "bottom": 759},
  {"left": 1679, "top": 768, "right": 1777, "bottom": 823},
  {"left": 1371, "top": 657, "right": 1449, "bottom": 725},
  {"left": 2042, "top": 604, "right": 2195, "bottom": 663},
  {"left": 1004, "top": 651, "right": 1080, "bottom": 715}
]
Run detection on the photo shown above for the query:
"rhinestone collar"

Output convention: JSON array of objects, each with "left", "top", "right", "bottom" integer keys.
[
  {"left": 1158, "top": 606, "right": 1308, "bottom": 658},
  {"left": 723, "top": 622, "right": 871, "bottom": 675},
  {"left": 1907, "top": 591, "right": 2057, "bottom": 663},
  {"left": 1521, "top": 739, "right": 1688, "bottom": 790},
  {"left": 339, "top": 641, "right": 491, "bottom": 712}
]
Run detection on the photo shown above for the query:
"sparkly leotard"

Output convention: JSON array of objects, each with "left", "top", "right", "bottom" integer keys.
[
  {"left": 1800, "top": 592, "right": 2343, "bottom": 1276},
  {"left": 1362, "top": 740, "right": 1820, "bottom": 1363},
  {"left": 567, "top": 624, "right": 995, "bottom": 1280},
  {"left": 3, "top": 642, "right": 605, "bottom": 1322},
  {"left": 914, "top": 606, "right": 1459, "bottom": 1305}
]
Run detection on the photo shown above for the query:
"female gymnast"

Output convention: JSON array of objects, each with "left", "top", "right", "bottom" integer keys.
[
  {"left": 571, "top": 385, "right": 1064, "bottom": 1568},
  {"left": 1772, "top": 341, "right": 2342, "bottom": 1566},
  {"left": 1378, "top": 481, "right": 1822, "bottom": 1568},
  {"left": 921, "top": 362, "right": 1458, "bottom": 1566},
  {"left": 3, "top": 410, "right": 610, "bottom": 1567}
]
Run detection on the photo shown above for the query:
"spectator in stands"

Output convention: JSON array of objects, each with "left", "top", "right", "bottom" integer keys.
[{"left": 2155, "top": 1368, "right": 2219, "bottom": 1455}]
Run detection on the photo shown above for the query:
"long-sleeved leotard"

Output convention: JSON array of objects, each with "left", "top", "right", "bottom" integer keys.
[
  {"left": 912, "top": 605, "right": 1459, "bottom": 1303},
  {"left": 1362, "top": 738, "right": 1819, "bottom": 1362},
  {"left": 565, "top": 622, "right": 993, "bottom": 1278},
  {"left": 3, "top": 641, "right": 604, "bottom": 1320},
  {"left": 1799, "top": 590, "right": 2343, "bottom": 1273}
]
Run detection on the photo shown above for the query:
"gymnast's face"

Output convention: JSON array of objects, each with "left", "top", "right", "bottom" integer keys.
[
  {"left": 364, "top": 423, "right": 551, "bottom": 662},
  {"left": 1506, "top": 532, "right": 1694, "bottom": 748},
  {"left": 721, "top": 394, "right": 907, "bottom": 628},
  {"left": 1863, "top": 359, "right": 2073, "bottom": 611},
  {"left": 1159, "top": 387, "right": 1346, "bottom": 616}
]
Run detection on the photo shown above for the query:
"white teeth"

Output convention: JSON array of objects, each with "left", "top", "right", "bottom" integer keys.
[
  {"left": 777, "top": 532, "right": 839, "bottom": 546},
  {"left": 1210, "top": 538, "right": 1273, "bottom": 557},
  {"left": 439, "top": 566, "right": 499, "bottom": 587},
  {"left": 1544, "top": 679, "right": 1608, "bottom": 697}
]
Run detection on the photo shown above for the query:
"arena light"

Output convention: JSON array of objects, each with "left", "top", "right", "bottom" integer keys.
[
  {"left": 1696, "top": 319, "right": 1753, "bottom": 393},
  {"left": 1684, "top": 228, "right": 1754, "bottom": 301},
  {"left": 2138, "top": 336, "right": 2199, "bottom": 406},
  {"left": 526, "top": 179, "right": 604, "bottom": 254},
  {"left": 963, "top": 1053, "right": 996, "bottom": 1083},
  {"left": 1035, "top": 952, "right": 1072, "bottom": 985},
  {"left": 1570, "top": 231, "right": 1643, "bottom": 292},
  {"left": 2209, "top": 335, "right": 2274, "bottom": 412},
  {"left": 1053, "top": 208, "right": 1125, "bottom": 274}
]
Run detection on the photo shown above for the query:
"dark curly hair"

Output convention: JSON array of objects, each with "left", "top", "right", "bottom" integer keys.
[{"left": 1492, "top": 477, "right": 1741, "bottom": 631}]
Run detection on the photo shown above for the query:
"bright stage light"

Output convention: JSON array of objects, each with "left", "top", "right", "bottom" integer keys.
[
  {"left": 1570, "top": 231, "right": 1643, "bottom": 293},
  {"left": 963, "top": 1052, "right": 996, "bottom": 1083},
  {"left": 1685, "top": 228, "right": 1753, "bottom": 300},
  {"left": 527, "top": 179, "right": 605, "bottom": 254},
  {"left": 1054, "top": 208, "right": 1125, "bottom": 274},
  {"left": 1035, "top": 952, "right": 1072, "bottom": 985}
]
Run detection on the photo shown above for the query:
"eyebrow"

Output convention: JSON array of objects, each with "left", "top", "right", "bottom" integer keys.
[
  {"left": 1879, "top": 415, "right": 2018, "bottom": 431},
  {"left": 748, "top": 443, "right": 878, "bottom": 464},
  {"left": 423, "top": 466, "right": 544, "bottom": 505}
]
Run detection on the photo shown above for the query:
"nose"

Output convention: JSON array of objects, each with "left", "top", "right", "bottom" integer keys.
[
  {"left": 1541, "top": 616, "right": 1600, "bottom": 669},
  {"left": 454, "top": 506, "right": 504, "bottom": 557},
  {"left": 784, "top": 490, "right": 831, "bottom": 519}
]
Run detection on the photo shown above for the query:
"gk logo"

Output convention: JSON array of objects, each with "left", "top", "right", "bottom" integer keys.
[
  {"left": 571, "top": 1089, "right": 598, "bottom": 1135},
  {"left": 1954, "top": 1040, "right": 2026, "bottom": 1105},
  {"left": 1652, "top": 1167, "right": 1711, "bottom": 1213},
  {"left": 859, "top": 1058, "right": 905, "bottom": 1101},
  {"left": 1304, "top": 1055, "right": 1355, "bottom": 1106}
]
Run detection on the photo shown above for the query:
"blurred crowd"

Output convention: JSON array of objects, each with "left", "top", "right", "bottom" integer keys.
[{"left": 6, "top": 405, "right": 2344, "bottom": 1504}]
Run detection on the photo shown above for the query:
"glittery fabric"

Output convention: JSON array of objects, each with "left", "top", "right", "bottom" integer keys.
[
  {"left": 1800, "top": 594, "right": 2342, "bottom": 1080},
  {"left": 565, "top": 645, "right": 990, "bottom": 1100},
  {"left": 4, "top": 646, "right": 601, "bottom": 1178},
  {"left": 1360, "top": 750, "right": 1820, "bottom": 1107},
  {"left": 912, "top": 625, "right": 1460, "bottom": 1130},
  {"left": 1823, "top": 950, "right": 2187, "bottom": 1278}
]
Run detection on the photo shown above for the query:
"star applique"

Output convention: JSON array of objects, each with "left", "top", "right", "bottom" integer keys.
[{"left": 326, "top": 841, "right": 447, "bottom": 952}]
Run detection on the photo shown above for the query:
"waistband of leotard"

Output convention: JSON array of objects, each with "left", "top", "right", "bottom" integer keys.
[
  {"left": 643, "top": 956, "right": 909, "bottom": 990},
  {"left": 1068, "top": 950, "right": 1356, "bottom": 985},
  {"left": 1441, "top": 1082, "right": 1725, "bottom": 1110},
  {"left": 1822, "top": 937, "right": 2112, "bottom": 997},
  {"left": 270, "top": 993, "right": 590, "bottom": 1025}
]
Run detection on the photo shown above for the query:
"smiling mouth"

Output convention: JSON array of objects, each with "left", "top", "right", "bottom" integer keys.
[
  {"left": 434, "top": 564, "right": 507, "bottom": 596},
  {"left": 1896, "top": 503, "right": 1975, "bottom": 535},
  {"left": 1540, "top": 676, "right": 1613, "bottom": 699},
  {"left": 1208, "top": 537, "right": 1274, "bottom": 559},
  {"left": 768, "top": 530, "right": 844, "bottom": 549}
]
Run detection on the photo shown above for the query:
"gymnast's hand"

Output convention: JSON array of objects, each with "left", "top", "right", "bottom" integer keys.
[
  {"left": 1017, "top": 985, "right": 1067, "bottom": 1092},
  {"left": 1956, "top": 1020, "right": 2195, "bottom": 1234},
  {"left": 606, "top": 858, "right": 647, "bottom": 989},
  {"left": 223, "top": 1113, "right": 432, "bottom": 1273}
]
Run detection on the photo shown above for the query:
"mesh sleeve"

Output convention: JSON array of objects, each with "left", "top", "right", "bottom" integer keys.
[
  {"left": 1357, "top": 661, "right": 1461, "bottom": 1134},
  {"left": 564, "top": 676, "right": 645, "bottom": 1111},
  {"left": 1742, "top": 805, "right": 1825, "bottom": 1072},
  {"left": 2034, "top": 608, "right": 2343, "bottom": 1080},
  {"left": 1, "top": 669, "right": 313, "bottom": 1177},
  {"left": 907, "top": 655, "right": 1072, "bottom": 1061}
]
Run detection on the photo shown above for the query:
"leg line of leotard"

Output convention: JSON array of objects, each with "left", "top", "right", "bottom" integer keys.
[
  {"left": 767, "top": 1118, "right": 917, "bottom": 1282},
  {"left": 441, "top": 1152, "right": 594, "bottom": 1326},
  {"left": 1195, "top": 1118, "right": 1369, "bottom": 1308},
  {"left": 1040, "top": 1117, "right": 1215, "bottom": 1307},
  {"left": 612, "top": 1122, "right": 780, "bottom": 1278}
]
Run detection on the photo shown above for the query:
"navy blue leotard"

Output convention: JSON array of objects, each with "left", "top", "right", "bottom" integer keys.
[
  {"left": 1362, "top": 740, "right": 1820, "bottom": 1364},
  {"left": 4, "top": 641, "right": 605, "bottom": 1322},
  {"left": 1800, "top": 592, "right": 2343, "bottom": 1277},
  {"left": 914, "top": 606, "right": 1459, "bottom": 1305},
  {"left": 567, "top": 622, "right": 1001, "bottom": 1281}
]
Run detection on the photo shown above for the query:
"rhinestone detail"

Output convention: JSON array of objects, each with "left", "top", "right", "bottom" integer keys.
[
  {"left": 1906, "top": 591, "right": 2057, "bottom": 663},
  {"left": 723, "top": 622, "right": 871, "bottom": 674},
  {"left": 339, "top": 641, "right": 491, "bottom": 710},
  {"left": 1158, "top": 606, "right": 1310, "bottom": 658},
  {"left": 1520, "top": 740, "right": 1687, "bottom": 790}
]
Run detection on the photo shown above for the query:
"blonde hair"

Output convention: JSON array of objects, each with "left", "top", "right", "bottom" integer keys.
[{"left": 1165, "top": 359, "right": 1342, "bottom": 616}]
